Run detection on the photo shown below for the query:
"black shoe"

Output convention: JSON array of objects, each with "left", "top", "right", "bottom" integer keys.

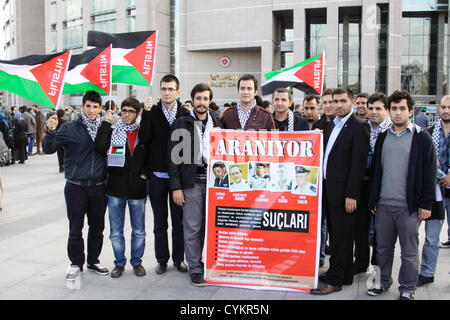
[
  {"left": 87, "top": 263, "right": 109, "bottom": 275},
  {"left": 440, "top": 240, "right": 450, "bottom": 248},
  {"left": 133, "top": 265, "right": 146, "bottom": 277},
  {"left": 155, "top": 263, "right": 167, "bottom": 275},
  {"left": 110, "top": 266, "right": 125, "bottom": 278},
  {"left": 59, "top": 167, "right": 64, "bottom": 173},
  {"left": 174, "top": 261, "right": 188, "bottom": 273},
  {"left": 367, "top": 277, "right": 393, "bottom": 296},
  {"left": 417, "top": 275, "right": 434, "bottom": 287},
  {"left": 191, "top": 273, "right": 205, "bottom": 287},
  {"left": 325, "top": 245, "right": 332, "bottom": 255}
]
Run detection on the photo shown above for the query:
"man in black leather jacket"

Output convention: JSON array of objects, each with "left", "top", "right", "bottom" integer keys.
[{"left": 43, "top": 90, "right": 109, "bottom": 280}]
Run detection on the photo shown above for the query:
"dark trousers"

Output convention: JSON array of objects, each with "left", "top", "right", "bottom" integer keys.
[
  {"left": 147, "top": 174, "right": 184, "bottom": 264},
  {"left": 57, "top": 147, "right": 64, "bottom": 170},
  {"left": 353, "top": 180, "right": 371, "bottom": 269},
  {"left": 64, "top": 182, "right": 107, "bottom": 269},
  {"left": 323, "top": 180, "right": 356, "bottom": 286}
]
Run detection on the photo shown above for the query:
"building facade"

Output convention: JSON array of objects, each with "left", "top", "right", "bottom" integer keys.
[
  {"left": 2, "top": 0, "right": 449, "bottom": 109},
  {"left": 1, "top": 0, "right": 46, "bottom": 107}
]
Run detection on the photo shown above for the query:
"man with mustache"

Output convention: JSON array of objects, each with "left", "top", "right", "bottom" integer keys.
[{"left": 168, "top": 83, "right": 222, "bottom": 286}]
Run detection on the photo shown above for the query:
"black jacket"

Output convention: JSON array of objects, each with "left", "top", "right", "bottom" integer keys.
[
  {"left": 94, "top": 121, "right": 148, "bottom": 199},
  {"left": 368, "top": 125, "right": 436, "bottom": 214},
  {"left": 139, "top": 100, "right": 189, "bottom": 173},
  {"left": 274, "top": 113, "right": 310, "bottom": 131},
  {"left": 168, "top": 112, "right": 223, "bottom": 191},
  {"left": 324, "top": 113, "right": 370, "bottom": 206},
  {"left": 43, "top": 117, "right": 106, "bottom": 186}
]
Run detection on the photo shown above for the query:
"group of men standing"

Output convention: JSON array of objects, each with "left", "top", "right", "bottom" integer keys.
[{"left": 42, "top": 73, "right": 448, "bottom": 298}]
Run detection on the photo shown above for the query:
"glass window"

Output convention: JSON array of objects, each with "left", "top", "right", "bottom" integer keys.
[
  {"left": 93, "top": 0, "right": 116, "bottom": 14},
  {"left": 50, "top": 31, "right": 57, "bottom": 52},
  {"left": 64, "top": 0, "right": 82, "bottom": 21},
  {"left": 306, "top": 13, "right": 327, "bottom": 58},
  {"left": 50, "top": 1, "right": 57, "bottom": 24},
  {"left": 401, "top": 15, "right": 438, "bottom": 95}
]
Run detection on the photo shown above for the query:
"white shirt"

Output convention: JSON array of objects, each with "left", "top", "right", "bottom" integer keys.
[{"left": 323, "top": 111, "right": 353, "bottom": 179}]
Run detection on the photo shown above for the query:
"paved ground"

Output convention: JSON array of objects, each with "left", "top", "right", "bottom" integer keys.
[{"left": 0, "top": 152, "right": 449, "bottom": 300}]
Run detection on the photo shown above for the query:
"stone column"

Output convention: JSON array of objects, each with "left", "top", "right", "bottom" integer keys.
[
  {"left": 326, "top": 4, "right": 339, "bottom": 89},
  {"left": 387, "top": 0, "right": 402, "bottom": 93},
  {"left": 360, "top": 0, "right": 378, "bottom": 93}
]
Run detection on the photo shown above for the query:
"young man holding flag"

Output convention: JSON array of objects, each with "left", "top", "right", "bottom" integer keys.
[
  {"left": 94, "top": 98, "right": 148, "bottom": 278},
  {"left": 43, "top": 91, "right": 109, "bottom": 280},
  {"left": 168, "top": 83, "right": 222, "bottom": 286}
]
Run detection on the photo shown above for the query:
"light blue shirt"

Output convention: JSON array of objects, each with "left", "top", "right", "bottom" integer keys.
[
  {"left": 153, "top": 172, "right": 169, "bottom": 179},
  {"left": 323, "top": 111, "right": 353, "bottom": 179}
]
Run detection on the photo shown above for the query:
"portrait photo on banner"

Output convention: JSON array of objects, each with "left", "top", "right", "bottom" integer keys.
[
  {"left": 292, "top": 165, "right": 319, "bottom": 196},
  {"left": 228, "top": 163, "right": 249, "bottom": 192},
  {"left": 248, "top": 162, "right": 271, "bottom": 191}
]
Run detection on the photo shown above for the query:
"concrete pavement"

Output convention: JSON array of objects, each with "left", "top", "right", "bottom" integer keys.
[{"left": 0, "top": 153, "right": 449, "bottom": 300}]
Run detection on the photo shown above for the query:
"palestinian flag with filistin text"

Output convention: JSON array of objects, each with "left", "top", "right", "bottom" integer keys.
[
  {"left": 87, "top": 30, "right": 157, "bottom": 86},
  {"left": 0, "top": 51, "right": 71, "bottom": 109},
  {"left": 261, "top": 52, "right": 324, "bottom": 96},
  {"left": 63, "top": 45, "right": 112, "bottom": 95}
]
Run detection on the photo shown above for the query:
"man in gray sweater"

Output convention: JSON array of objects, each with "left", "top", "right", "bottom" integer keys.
[{"left": 368, "top": 90, "right": 436, "bottom": 300}]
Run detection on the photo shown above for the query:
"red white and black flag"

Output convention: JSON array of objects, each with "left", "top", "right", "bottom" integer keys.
[{"left": 87, "top": 30, "right": 158, "bottom": 86}]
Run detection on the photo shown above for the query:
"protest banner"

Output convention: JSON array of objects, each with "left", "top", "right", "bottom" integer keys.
[{"left": 205, "top": 130, "right": 323, "bottom": 292}]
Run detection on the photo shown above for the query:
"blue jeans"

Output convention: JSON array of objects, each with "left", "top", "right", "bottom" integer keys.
[
  {"left": 107, "top": 196, "right": 146, "bottom": 267},
  {"left": 420, "top": 219, "right": 444, "bottom": 277},
  {"left": 27, "top": 133, "right": 36, "bottom": 155}
]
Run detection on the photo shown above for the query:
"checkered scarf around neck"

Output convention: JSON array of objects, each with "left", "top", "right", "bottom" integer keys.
[
  {"left": 107, "top": 119, "right": 140, "bottom": 167},
  {"left": 162, "top": 100, "right": 178, "bottom": 125},
  {"left": 432, "top": 120, "right": 441, "bottom": 157},
  {"left": 237, "top": 99, "right": 257, "bottom": 129},
  {"left": 369, "top": 118, "right": 391, "bottom": 152},
  {"left": 190, "top": 110, "right": 214, "bottom": 163},
  {"left": 287, "top": 110, "right": 294, "bottom": 132},
  {"left": 80, "top": 112, "right": 100, "bottom": 141}
]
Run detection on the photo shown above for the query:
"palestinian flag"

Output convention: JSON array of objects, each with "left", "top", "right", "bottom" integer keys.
[
  {"left": 63, "top": 45, "right": 112, "bottom": 95},
  {"left": 261, "top": 52, "right": 325, "bottom": 96},
  {"left": 0, "top": 51, "right": 71, "bottom": 109},
  {"left": 87, "top": 30, "right": 157, "bottom": 86}
]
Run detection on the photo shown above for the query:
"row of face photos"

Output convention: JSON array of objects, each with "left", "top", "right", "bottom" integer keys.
[{"left": 210, "top": 161, "right": 319, "bottom": 196}]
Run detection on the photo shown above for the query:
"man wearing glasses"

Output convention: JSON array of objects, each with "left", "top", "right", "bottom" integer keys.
[
  {"left": 139, "top": 75, "right": 189, "bottom": 275},
  {"left": 95, "top": 98, "right": 148, "bottom": 279}
]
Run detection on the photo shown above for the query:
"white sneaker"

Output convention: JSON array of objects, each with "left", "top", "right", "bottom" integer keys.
[{"left": 66, "top": 265, "right": 81, "bottom": 280}]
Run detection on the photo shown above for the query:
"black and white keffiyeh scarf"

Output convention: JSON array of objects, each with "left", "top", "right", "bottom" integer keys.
[
  {"left": 190, "top": 110, "right": 214, "bottom": 163},
  {"left": 286, "top": 110, "right": 294, "bottom": 132},
  {"left": 432, "top": 120, "right": 441, "bottom": 157},
  {"left": 107, "top": 119, "right": 140, "bottom": 167},
  {"left": 369, "top": 118, "right": 391, "bottom": 152},
  {"left": 80, "top": 112, "right": 101, "bottom": 141},
  {"left": 237, "top": 100, "right": 256, "bottom": 129},
  {"left": 162, "top": 101, "right": 178, "bottom": 126}
]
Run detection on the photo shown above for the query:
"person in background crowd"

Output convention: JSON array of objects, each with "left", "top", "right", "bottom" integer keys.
[
  {"left": 221, "top": 74, "right": 275, "bottom": 130},
  {"left": 353, "top": 92, "right": 391, "bottom": 274},
  {"left": 367, "top": 90, "right": 435, "bottom": 300},
  {"left": 262, "top": 100, "right": 274, "bottom": 113},
  {"left": 33, "top": 105, "right": 46, "bottom": 155},
  {"left": 311, "top": 87, "right": 370, "bottom": 295},
  {"left": 209, "top": 101, "right": 220, "bottom": 118},
  {"left": 415, "top": 108, "right": 429, "bottom": 129},
  {"left": 313, "top": 88, "right": 335, "bottom": 131},
  {"left": 293, "top": 104, "right": 302, "bottom": 117},
  {"left": 169, "top": 83, "right": 222, "bottom": 286},
  {"left": 183, "top": 100, "right": 193, "bottom": 112},
  {"left": 303, "top": 94, "right": 321, "bottom": 129},
  {"left": 0, "top": 112, "right": 11, "bottom": 167},
  {"left": 21, "top": 106, "right": 36, "bottom": 156},
  {"left": 355, "top": 93, "right": 369, "bottom": 120},
  {"left": 139, "top": 74, "right": 189, "bottom": 275},
  {"left": 43, "top": 90, "right": 109, "bottom": 280},
  {"left": 272, "top": 88, "right": 309, "bottom": 132},
  {"left": 11, "top": 111, "right": 28, "bottom": 164},
  {"left": 95, "top": 97, "right": 148, "bottom": 279},
  {"left": 103, "top": 101, "right": 120, "bottom": 125},
  {"left": 56, "top": 109, "right": 66, "bottom": 173}
]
